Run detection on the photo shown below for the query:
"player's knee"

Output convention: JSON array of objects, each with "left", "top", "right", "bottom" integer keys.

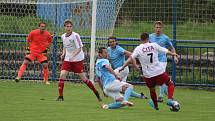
[
  {"left": 165, "top": 78, "right": 171, "bottom": 86},
  {"left": 60, "top": 72, "right": 67, "bottom": 79},
  {"left": 122, "top": 84, "right": 133, "bottom": 92},
  {"left": 23, "top": 59, "right": 30, "bottom": 65},
  {"left": 42, "top": 64, "right": 48, "bottom": 69}
]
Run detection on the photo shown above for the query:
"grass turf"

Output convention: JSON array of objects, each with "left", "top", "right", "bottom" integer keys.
[{"left": 0, "top": 80, "right": 214, "bottom": 121}]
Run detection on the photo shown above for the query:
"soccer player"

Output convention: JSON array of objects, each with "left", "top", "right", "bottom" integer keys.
[
  {"left": 107, "top": 36, "right": 131, "bottom": 82},
  {"left": 107, "top": 36, "right": 146, "bottom": 99},
  {"left": 149, "top": 21, "right": 179, "bottom": 102},
  {"left": 56, "top": 19, "right": 101, "bottom": 102},
  {"left": 96, "top": 47, "right": 134, "bottom": 109},
  {"left": 120, "top": 32, "right": 178, "bottom": 110},
  {"left": 15, "top": 22, "right": 52, "bottom": 84}
]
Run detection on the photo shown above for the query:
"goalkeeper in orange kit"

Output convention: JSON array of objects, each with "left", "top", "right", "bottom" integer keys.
[{"left": 15, "top": 22, "right": 52, "bottom": 84}]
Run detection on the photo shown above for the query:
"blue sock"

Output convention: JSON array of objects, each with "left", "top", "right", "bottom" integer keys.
[
  {"left": 164, "top": 84, "right": 168, "bottom": 95},
  {"left": 131, "top": 91, "right": 141, "bottom": 98},
  {"left": 108, "top": 102, "right": 122, "bottom": 109},
  {"left": 149, "top": 99, "right": 159, "bottom": 110},
  {"left": 159, "top": 84, "right": 165, "bottom": 97},
  {"left": 166, "top": 99, "right": 173, "bottom": 106},
  {"left": 124, "top": 87, "right": 133, "bottom": 101}
]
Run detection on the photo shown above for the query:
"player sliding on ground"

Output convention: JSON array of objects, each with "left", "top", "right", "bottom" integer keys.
[
  {"left": 96, "top": 47, "right": 137, "bottom": 109},
  {"left": 120, "top": 32, "right": 179, "bottom": 110},
  {"left": 56, "top": 19, "right": 101, "bottom": 102}
]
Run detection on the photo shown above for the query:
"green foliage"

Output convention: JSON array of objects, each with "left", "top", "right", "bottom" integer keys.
[{"left": 118, "top": 0, "right": 215, "bottom": 23}]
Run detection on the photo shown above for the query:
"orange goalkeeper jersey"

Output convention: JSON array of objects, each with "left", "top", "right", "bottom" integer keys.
[{"left": 27, "top": 29, "right": 52, "bottom": 54}]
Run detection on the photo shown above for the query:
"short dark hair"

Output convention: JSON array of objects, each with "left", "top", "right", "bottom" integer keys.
[
  {"left": 140, "top": 32, "right": 149, "bottom": 41},
  {"left": 64, "top": 19, "right": 73, "bottom": 26},
  {"left": 108, "top": 36, "right": 116, "bottom": 40},
  {"left": 98, "top": 47, "right": 106, "bottom": 54},
  {"left": 107, "top": 36, "right": 118, "bottom": 46},
  {"left": 38, "top": 22, "right": 46, "bottom": 27}
]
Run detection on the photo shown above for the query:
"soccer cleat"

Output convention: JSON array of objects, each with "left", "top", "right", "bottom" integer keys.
[
  {"left": 157, "top": 96, "right": 164, "bottom": 102},
  {"left": 140, "top": 92, "right": 148, "bottom": 99},
  {"left": 45, "top": 81, "right": 50, "bottom": 85},
  {"left": 149, "top": 99, "right": 159, "bottom": 110},
  {"left": 15, "top": 77, "right": 20, "bottom": 82},
  {"left": 56, "top": 96, "right": 64, "bottom": 101},
  {"left": 101, "top": 104, "right": 109, "bottom": 109},
  {"left": 122, "top": 101, "right": 134, "bottom": 107}
]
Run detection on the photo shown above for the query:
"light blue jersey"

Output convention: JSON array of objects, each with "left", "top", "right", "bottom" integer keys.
[
  {"left": 96, "top": 58, "right": 116, "bottom": 88},
  {"left": 107, "top": 45, "right": 125, "bottom": 69},
  {"left": 149, "top": 33, "right": 173, "bottom": 62}
]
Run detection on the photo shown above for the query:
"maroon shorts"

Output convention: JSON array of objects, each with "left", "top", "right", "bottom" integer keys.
[
  {"left": 61, "top": 61, "right": 84, "bottom": 73},
  {"left": 144, "top": 72, "right": 170, "bottom": 88}
]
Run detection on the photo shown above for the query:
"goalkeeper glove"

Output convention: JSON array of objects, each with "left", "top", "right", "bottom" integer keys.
[
  {"left": 42, "top": 48, "right": 49, "bottom": 55},
  {"left": 26, "top": 47, "right": 30, "bottom": 54}
]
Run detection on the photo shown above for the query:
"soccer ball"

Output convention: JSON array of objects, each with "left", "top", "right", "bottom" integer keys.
[{"left": 169, "top": 101, "right": 180, "bottom": 112}]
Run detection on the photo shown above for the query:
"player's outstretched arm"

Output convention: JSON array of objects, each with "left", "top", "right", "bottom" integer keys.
[
  {"left": 167, "top": 51, "right": 178, "bottom": 59},
  {"left": 105, "top": 65, "right": 121, "bottom": 80},
  {"left": 119, "top": 56, "right": 133, "bottom": 72}
]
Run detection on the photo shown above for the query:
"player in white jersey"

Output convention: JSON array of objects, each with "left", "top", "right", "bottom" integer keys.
[
  {"left": 56, "top": 19, "right": 101, "bottom": 102},
  {"left": 120, "top": 32, "right": 179, "bottom": 110}
]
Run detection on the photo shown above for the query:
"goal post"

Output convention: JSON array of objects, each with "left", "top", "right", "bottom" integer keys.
[{"left": 89, "top": 0, "right": 97, "bottom": 83}]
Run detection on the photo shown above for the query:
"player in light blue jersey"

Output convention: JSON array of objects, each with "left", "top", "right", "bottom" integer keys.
[
  {"left": 149, "top": 21, "right": 179, "bottom": 102},
  {"left": 107, "top": 36, "right": 147, "bottom": 99},
  {"left": 96, "top": 47, "right": 136, "bottom": 109},
  {"left": 107, "top": 36, "right": 131, "bottom": 82}
]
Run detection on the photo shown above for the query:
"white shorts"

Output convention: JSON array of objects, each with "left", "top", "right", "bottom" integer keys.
[
  {"left": 114, "top": 66, "right": 129, "bottom": 82},
  {"left": 103, "top": 79, "right": 128, "bottom": 100}
]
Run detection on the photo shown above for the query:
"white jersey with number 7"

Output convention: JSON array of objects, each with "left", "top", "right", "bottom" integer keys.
[{"left": 131, "top": 42, "right": 168, "bottom": 78}]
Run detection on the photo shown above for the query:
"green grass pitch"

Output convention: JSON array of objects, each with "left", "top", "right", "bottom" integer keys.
[{"left": 0, "top": 81, "right": 214, "bottom": 121}]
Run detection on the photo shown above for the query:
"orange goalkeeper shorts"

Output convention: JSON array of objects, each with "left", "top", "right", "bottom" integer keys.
[{"left": 25, "top": 53, "right": 48, "bottom": 63}]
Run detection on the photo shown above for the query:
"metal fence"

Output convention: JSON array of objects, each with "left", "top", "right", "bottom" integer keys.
[{"left": 0, "top": 33, "right": 214, "bottom": 86}]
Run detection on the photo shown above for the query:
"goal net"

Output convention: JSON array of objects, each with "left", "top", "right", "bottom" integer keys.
[{"left": 0, "top": 0, "right": 125, "bottom": 83}]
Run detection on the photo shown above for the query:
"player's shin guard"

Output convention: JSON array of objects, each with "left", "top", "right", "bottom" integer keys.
[
  {"left": 123, "top": 87, "right": 133, "bottom": 101},
  {"left": 150, "top": 89, "right": 158, "bottom": 108},
  {"left": 159, "top": 84, "right": 165, "bottom": 97},
  {"left": 58, "top": 79, "right": 64, "bottom": 96},
  {"left": 17, "top": 63, "right": 27, "bottom": 78},
  {"left": 83, "top": 80, "right": 101, "bottom": 101},
  {"left": 43, "top": 67, "right": 49, "bottom": 82},
  {"left": 167, "top": 81, "right": 174, "bottom": 99}
]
